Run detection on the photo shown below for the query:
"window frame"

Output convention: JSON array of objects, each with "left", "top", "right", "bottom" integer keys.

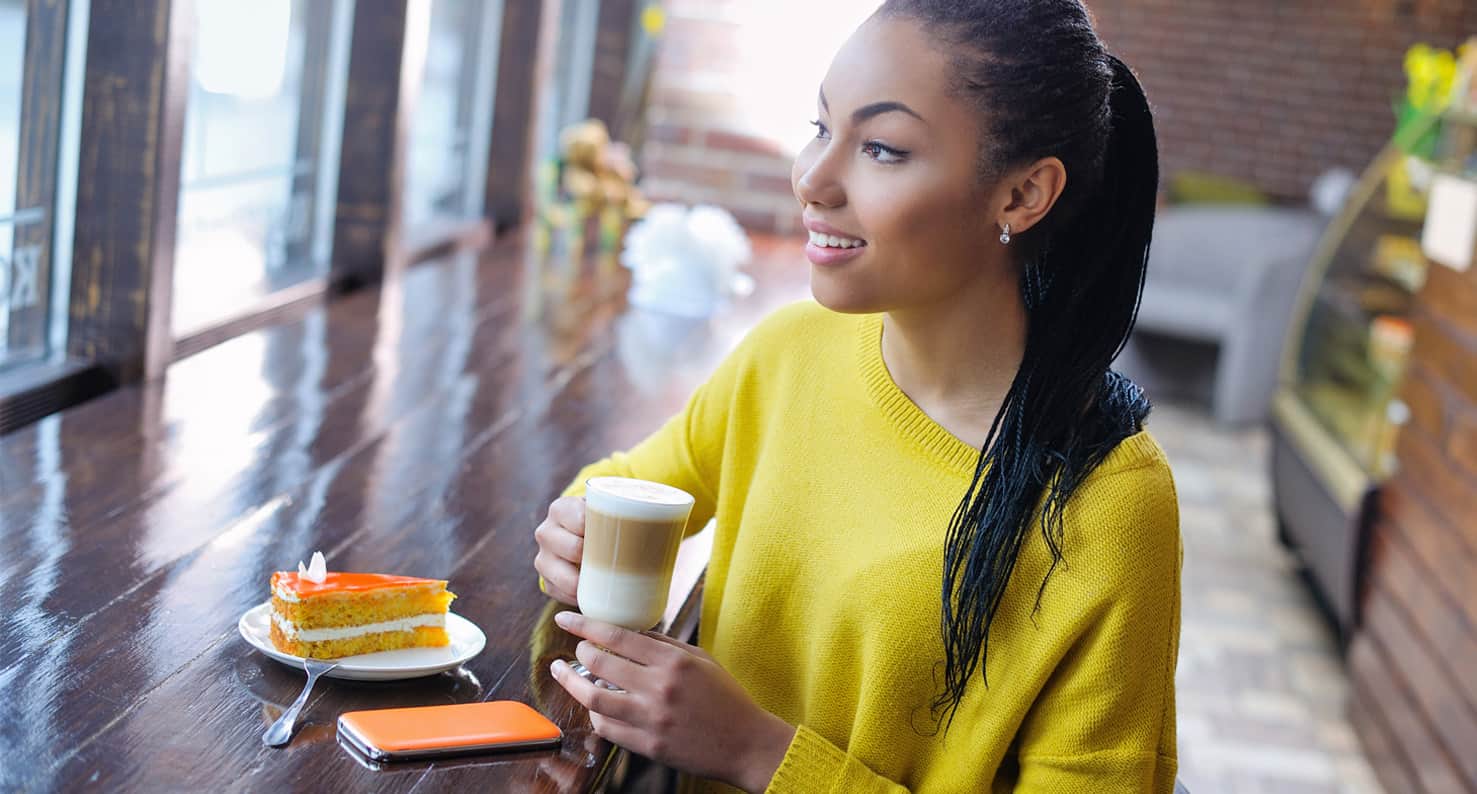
[{"left": 0, "top": 0, "right": 608, "bottom": 435}]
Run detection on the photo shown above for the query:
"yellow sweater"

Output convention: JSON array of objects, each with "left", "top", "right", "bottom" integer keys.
[{"left": 565, "top": 301, "right": 1181, "bottom": 793}]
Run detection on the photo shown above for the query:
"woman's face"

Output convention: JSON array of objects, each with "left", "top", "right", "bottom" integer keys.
[{"left": 792, "top": 16, "right": 1008, "bottom": 315}]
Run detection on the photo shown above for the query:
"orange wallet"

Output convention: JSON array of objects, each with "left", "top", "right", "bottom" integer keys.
[{"left": 337, "top": 700, "right": 562, "bottom": 761}]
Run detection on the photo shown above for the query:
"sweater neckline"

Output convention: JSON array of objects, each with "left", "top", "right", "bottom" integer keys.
[{"left": 857, "top": 314, "right": 983, "bottom": 475}]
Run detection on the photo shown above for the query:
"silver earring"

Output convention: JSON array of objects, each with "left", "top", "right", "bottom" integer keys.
[{"left": 999, "top": 223, "right": 1011, "bottom": 245}]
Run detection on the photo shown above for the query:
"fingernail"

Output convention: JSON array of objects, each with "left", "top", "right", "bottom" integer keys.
[
  {"left": 554, "top": 611, "right": 575, "bottom": 627},
  {"left": 551, "top": 659, "right": 565, "bottom": 675}
]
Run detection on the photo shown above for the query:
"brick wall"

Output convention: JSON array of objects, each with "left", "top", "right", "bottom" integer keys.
[
  {"left": 636, "top": 0, "right": 875, "bottom": 234},
  {"left": 1092, "top": 0, "right": 1477, "bottom": 201},
  {"left": 636, "top": 0, "right": 1477, "bottom": 232},
  {"left": 1349, "top": 256, "right": 1477, "bottom": 794}
]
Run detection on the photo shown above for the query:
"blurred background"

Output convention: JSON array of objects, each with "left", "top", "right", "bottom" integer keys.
[{"left": 2, "top": 1, "right": 1476, "bottom": 792}]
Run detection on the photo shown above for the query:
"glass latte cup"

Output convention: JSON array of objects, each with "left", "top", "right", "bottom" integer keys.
[{"left": 577, "top": 477, "right": 695, "bottom": 630}]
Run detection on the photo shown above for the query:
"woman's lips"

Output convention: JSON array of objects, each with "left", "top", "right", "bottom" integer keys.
[
  {"left": 802, "top": 219, "right": 867, "bottom": 267},
  {"left": 805, "top": 241, "right": 867, "bottom": 266}
]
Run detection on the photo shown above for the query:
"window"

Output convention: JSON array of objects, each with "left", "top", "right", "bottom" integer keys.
[
  {"left": 172, "top": 0, "right": 354, "bottom": 339},
  {"left": 532, "top": 0, "right": 600, "bottom": 168},
  {"left": 402, "top": 0, "right": 504, "bottom": 243},
  {"left": 0, "top": 0, "right": 82, "bottom": 372}
]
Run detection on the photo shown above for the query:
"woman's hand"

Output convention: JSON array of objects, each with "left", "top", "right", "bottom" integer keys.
[
  {"left": 533, "top": 497, "right": 586, "bottom": 606},
  {"left": 549, "top": 611, "right": 795, "bottom": 794}
]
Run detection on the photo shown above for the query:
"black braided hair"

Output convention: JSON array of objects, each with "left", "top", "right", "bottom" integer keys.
[{"left": 876, "top": 0, "right": 1159, "bottom": 729}]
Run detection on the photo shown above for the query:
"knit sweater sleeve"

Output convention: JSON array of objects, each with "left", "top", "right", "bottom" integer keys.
[
  {"left": 1012, "top": 460, "right": 1182, "bottom": 793},
  {"left": 764, "top": 725, "right": 911, "bottom": 793}
]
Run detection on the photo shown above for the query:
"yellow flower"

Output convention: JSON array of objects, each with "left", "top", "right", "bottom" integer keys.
[{"left": 1404, "top": 43, "right": 1458, "bottom": 112}]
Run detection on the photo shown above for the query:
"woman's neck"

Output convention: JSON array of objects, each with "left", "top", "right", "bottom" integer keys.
[{"left": 880, "top": 273, "right": 1027, "bottom": 449}]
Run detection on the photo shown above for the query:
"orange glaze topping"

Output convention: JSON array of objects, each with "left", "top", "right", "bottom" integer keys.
[{"left": 271, "top": 571, "right": 444, "bottom": 598}]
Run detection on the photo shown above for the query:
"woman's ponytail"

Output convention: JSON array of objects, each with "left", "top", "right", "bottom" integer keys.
[
  {"left": 879, "top": 0, "right": 1159, "bottom": 731},
  {"left": 1097, "top": 54, "right": 1159, "bottom": 361}
]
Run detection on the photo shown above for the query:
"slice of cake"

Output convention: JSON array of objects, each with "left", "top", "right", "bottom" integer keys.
[{"left": 269, "top": 553, "right": 456, "bottom": 659}]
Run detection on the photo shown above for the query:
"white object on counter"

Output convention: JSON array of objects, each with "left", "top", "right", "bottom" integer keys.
[
  {"left": 1422, "top": 172, "right": 1477, "bottom": 272},
  {"left": 621, "top": 204, "right": 753, "bottom": 318}
]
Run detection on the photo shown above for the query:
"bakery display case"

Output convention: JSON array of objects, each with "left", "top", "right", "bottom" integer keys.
[
  {"left": 1286, "top": 146, "right": 1423, "bottom": 481},
  {"left": 1272, "top": 105, "right": 1474, "bottom": 640}
]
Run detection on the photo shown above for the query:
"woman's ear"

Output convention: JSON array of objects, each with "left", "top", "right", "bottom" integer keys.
[{"left": 997, "top": 157, "right": 1067, "bottom": 235}]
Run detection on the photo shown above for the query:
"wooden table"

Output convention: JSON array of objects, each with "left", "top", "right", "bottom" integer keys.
[{"left": 0, "top": 234, "right": 807, "bottom": 792}]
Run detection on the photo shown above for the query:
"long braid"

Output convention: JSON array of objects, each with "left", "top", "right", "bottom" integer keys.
[{"left": 879, "top": 0, "right": 1160, "bottom": 729}]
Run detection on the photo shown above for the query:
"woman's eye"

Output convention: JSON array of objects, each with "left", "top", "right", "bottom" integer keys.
[
  {"left": 810, "top": 120, "right": 830, "bottom": 140},
  {"left": 862, "top": 141, "right": 907, "bottom": 164}
]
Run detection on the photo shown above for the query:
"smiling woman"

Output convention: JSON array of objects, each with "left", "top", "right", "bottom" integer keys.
[{"left": 535, "top": 2, "right": 1179, "bottom": 792}]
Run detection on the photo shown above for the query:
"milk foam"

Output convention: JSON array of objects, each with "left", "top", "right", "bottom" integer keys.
[{"left": 585, "top": 477, "right": 694, "bottom": 522}]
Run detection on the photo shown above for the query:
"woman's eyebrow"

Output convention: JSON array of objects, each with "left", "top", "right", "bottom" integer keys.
[
  {"left": 819, "top": 88, "right": 927, "bottom": 125},
  {"left": 853, "top": 101, "right": 925, "bottom": 124}
]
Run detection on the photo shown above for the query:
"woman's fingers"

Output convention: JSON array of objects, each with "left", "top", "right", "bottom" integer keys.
[
  {"left": 551, "top": 659, "right": 643, "bottom": 723},
  {"left": 555, "top": 612, "right": 671, "bottom": 666},
  {"left": 576, "top": 640, "right": 649, "bottom": 687},
  {"left": 588, "top": 712, "right": 660, "bottom": 758},
  {"left": 534, "top": 519, "right": 584, "bottom": 563},
  {"left": 548, "top": 496, "right": 586, "bottom": 536},
  {"left": 639, "top": 630, "right": 708, "bottom": 657},
  {"left": 535, "top": 552, "right": 580, "bottom": 604},
  {"left": 534, "top": 497, "right": 586, "bottom": 605}
]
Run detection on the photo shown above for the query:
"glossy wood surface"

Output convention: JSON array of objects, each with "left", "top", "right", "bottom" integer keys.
[{"left": 0, "top": 233, "right": 808, "bottom": 791}]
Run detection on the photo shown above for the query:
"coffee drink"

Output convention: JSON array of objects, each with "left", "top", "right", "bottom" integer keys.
[{"left": 578, "top": 477, "right": 695, "bottom": 630}]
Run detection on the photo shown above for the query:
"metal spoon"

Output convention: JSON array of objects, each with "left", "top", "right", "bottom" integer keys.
[{"left": 262, "top": 658, "right": 340, "bottom": 747}]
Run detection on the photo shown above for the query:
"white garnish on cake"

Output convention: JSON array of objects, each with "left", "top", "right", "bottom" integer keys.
[{"left": 298, "top": 551, "right": 328, "bottom": 583}]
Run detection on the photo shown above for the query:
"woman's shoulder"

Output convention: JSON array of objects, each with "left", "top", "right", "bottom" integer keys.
[
  {"left": 1089, "top": 428, "right": 1172, "bottom": 484},
  {"left": 1062, "top": 428, "right": 1179, "bottom": 571},
  {"left": 1075, "top": 428, "right": 1176, "bottom": 518}
]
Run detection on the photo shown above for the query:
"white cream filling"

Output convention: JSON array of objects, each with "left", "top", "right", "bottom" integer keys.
[
  {"left": 272, "top": 612, "right": 445, "bottom": 642},
  {"left": 272, "top": 585, "right": 300, "bottom": 603},
  {"left": 807, "top": 230, "right": 866, "bottom": 249}
]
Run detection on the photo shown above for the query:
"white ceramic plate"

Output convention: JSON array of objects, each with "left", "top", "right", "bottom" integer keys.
[{"left": 237, "top": 602, "right": 487, "bottom": 681}]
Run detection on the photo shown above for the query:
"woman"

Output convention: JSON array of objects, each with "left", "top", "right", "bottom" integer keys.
[{"left": 534, "top": 1, "right": 1180, "bottom": 791}]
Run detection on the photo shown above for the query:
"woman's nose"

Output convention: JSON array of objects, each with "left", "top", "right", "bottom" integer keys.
[{"left": 793, "top": 150, "right": 845, "bottom": 209}]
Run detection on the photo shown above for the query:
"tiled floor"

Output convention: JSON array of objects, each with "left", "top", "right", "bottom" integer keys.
[{"left": 1152, "top": 401, "right": 1385, "bottom": 794}]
